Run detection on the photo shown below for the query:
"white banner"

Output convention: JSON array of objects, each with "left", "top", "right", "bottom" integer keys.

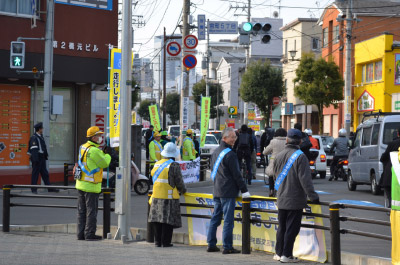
[{"left": 177, "top": 157, "right": 200, "bottom": 183}]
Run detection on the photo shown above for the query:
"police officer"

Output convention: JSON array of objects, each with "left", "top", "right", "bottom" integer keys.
[
  {"left": 76, "top": 126, "right": 112, "bottom": 241},
  {"left": 27, "top": 122, "right": 58, "bottom": 194},
  {"left": 149, "top": 131, "right": 163, "bottom": 163},
  {"left": 182, "top": 129, "right": 196, "bottom": 161}
]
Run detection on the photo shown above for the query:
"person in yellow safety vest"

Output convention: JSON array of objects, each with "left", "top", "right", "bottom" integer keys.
[
  {"left": 182, "top": 129, "right": 197, "bottom": 161},
  {"left": 76, "top": 126, "right": 112, "bottom": 241},
  {"left": 390, "top": 146, "right": 400, "bottom": 264},
  {"left": 148, "top": 142, "right": 186, "bottom": 247},
  {"left": 149, "top": 131, "right": 163, "bottom": 164}
]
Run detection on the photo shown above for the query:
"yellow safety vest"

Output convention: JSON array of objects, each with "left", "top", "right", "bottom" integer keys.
[
  {"left": 151, "top": 159, "right": 179, "bottom": 200},
  {"left": 391, "top": 151, "right": 400, "bottom": 211},
  {"left": 149, "top": 140, "right": 163, "bottom": 162}
]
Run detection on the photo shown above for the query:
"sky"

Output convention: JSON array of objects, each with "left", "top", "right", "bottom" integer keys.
[{"left": 131, "top": 0, "right": 333, "bottom": 60}]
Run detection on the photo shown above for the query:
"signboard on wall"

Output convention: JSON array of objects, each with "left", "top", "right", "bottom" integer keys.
[
  {"left": 357, "top": 90, "right": 375, "bottom": 112},
  {"left": 55, "top": 0, "right": 113, "bottom": 10},
  {"left": 392, "top": 93, "right": 400, "bottom": 112},
  {"left": 0, "top": 85, "right": 31, "bottom": 167}
]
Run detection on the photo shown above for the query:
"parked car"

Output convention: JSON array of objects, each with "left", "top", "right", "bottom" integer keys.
[
  {"left": 320, "top": 135, "right": 335, "bottom": 166},
  {"left": 310, "top": 135, "right": 327, "bottom": 179},
  {"left": 207, "top": 130, "right": 222, "bottom": 143},
  {"left": 348, "top": 112, "right": 400, "bottom": 195},
  {"left": 195, "top": 134, "right": 219, "bottom": 158},
  {"left": 168, "top": 125, "right": 180, "bottom": 138}
]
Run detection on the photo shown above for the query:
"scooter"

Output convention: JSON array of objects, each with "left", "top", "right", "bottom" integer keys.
[
  {"left": 256, "top": 152, "right": 266, "bottom": 168},
  {"left": 309, "top": 160, "right": 317, "bottom": 179},
  {"left": 334, "top": 158, "right": 349, "bottom": 181}
]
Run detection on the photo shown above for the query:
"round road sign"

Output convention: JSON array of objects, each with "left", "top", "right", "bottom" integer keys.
[
  {"left": 273, "top": 97, "right": 280, "bottom": 105},
  {"left": 183, "top": 55, "right": 197, "bottom": 69},
  {"left": 184, "top": 35, "right": 198, "bottom": 49},
  {"left": 166, "top": 42, "right": 181, "bottom": 56},
  {"left": 228, "top": 106, "right": 237, "bottom": 115}
]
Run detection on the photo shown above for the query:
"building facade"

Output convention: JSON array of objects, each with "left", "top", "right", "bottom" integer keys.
[
  {"left": 0, "top": 0, "right": 118, "bottom": 186},
  {"left": 280, "top": 18, "right": 322, "bottom": 133},
  {"left": 354, "top": 34, "right": 400, "bottom": 127}
]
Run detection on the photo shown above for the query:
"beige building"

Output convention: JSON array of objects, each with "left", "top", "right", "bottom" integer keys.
[{"left": 280, "top": 18, "right": 322, "bottom": 133}]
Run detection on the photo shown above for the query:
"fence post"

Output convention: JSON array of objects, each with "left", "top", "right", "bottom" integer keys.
[
  {"left": 102, "top": 188, "right": 111, "bottom": 239},
  {"left": 2, "top": 185, "right": 11, "bottom": 232},
  {"left": 63, "top": 163, "right": 68, "bottom": 186},
  {"left": 329, "top": 203, "right": 341, "bottom": 265},
  {"left": 146, "top": 190, "right": 154, "bottom": 243},
  {"left": 200, "top": 159, "right": 205, "bottom": 181},
  {"left": 242, "top": 197, "right": 251, "bottom": 254}
]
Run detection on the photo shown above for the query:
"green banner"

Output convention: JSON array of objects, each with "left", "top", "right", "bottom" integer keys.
[
  {"left": 148, "top": 104, "right": 161, "bottom": 132},
  {"left": 200, "top": 97, "right": 211, "bottom": 147}
]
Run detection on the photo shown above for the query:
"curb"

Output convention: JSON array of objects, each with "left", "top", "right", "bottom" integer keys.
[{"left": 3, "top": 224, "right": 391, "bottom": 265}]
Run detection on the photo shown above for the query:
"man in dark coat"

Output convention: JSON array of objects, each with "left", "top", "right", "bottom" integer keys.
[
  {"left": 380, "top": 129, "right": 400, "bottom": 208},
  {"left": 27, "top": 122, "right": 58, "bottom": 194},
  {"left": 145, "top": 125, "right": 154, "bottom": 160},
  {"left": 272, "top": 128, "right": 319, "bottom": 262},
  {"left": 207, "top": 127, "right": 250, "bottom": 254}
]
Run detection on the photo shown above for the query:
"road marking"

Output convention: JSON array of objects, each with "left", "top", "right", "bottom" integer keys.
[
  {"left": 315, "top": 190, "right": 332, "bottom": 195},
  {"left": 332, "top": 199, "right": 383, "bottom": 207}
]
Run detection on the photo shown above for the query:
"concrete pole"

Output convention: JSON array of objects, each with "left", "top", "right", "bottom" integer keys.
[
  {"left": 243, "top": 0, "right": 251, "bottom": 125},
  {"left": 163, "top": 27, "right": 167, "bottom": 129},
  {"left": 344, "top": 0, "right": 352, "bottom": 134},
  {"left": 115, "top": 0, "right": 133, "bottom": 241},
  {"left": 43, "top": 0, "right": 54, "bottom": 173},
  {"left": 180, "top": 0, "right": 190, "bottom": 134}
]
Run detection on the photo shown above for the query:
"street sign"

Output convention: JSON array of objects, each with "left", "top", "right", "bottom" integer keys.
[
  {"left": 273, "top": 97, "right": 280, "bottom": 105},
  {"left": 198, "top": 15, "right": 206, "bottom": 40},
  {"left": 184, "top": 35, "right": 198, "bottom": 49},
  {"left": 208, "top": 21, "right": 238, "bottom": 34},
  {"left": 228, "top": 106, "right": 237, "bottom": 115},
  {"left": 166, "top": 42, "right": 181, "bottom": 56},
  {"left": 183, "top": 54, "right": 197, "bottom": 69}
]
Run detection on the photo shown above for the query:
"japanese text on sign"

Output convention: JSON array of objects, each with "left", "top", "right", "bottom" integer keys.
[{"left": 208, "top": 21, "right": 238, "bottom": 34}]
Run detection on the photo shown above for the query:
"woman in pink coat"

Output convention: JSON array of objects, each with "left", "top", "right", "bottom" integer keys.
[{"left": 263, "top": 128, "right": 287, "bottom": 197}]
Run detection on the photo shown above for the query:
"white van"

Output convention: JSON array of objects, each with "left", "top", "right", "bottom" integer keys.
[
  {"left": 167, "top": 125, "right": 180, "bottom": 137},
  {"left": 348, "top": 112, "right": 400, "bottom": 195}
]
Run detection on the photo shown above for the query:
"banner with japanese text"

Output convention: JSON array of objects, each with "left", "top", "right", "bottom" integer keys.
[
  {"left": 148, "top": 104, "right": 161, "bottom": 132},
  {"left": 200, "top": 97, "right": 210, "bottom": 147},
  {"left": 177, "top": 157, "right": 200, "bottom": 183},
  {"left": 109, "top": 48, "right": 121, "bottom": 147},
  {"left": 184, "top": 193, "right": 327, "bottom": 263}
]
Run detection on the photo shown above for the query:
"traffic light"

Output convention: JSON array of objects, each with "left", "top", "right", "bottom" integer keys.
[
  {"left": 10, "top": 41, "right": 25, "bottom": 69},
  {"left": 239, "top": 22, "right": 272, "bottom": 44}
]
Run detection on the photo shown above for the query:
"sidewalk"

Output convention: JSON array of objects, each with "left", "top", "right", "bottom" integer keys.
[{"left": 1, "top": 230, "right": 321, "bottom": 265}]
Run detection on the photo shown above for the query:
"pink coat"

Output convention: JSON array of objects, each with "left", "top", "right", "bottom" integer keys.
[{"left": 262, "top": 137, "right": 287, "bottom": 177}]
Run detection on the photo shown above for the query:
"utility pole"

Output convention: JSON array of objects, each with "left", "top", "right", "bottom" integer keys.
[
  {"left": 43, "top": 0, "right": 54, "bottom": 172},
  {"left": 232, "top": 0, "right": 251, "bottom": 125},
  {"left": 114, "top": 0, "right": 133, "bottom": 242},
  {"left": 163, "top": 27, "right": 167, "bottom": 129},
  {"left": 206, "top": 19, "right": 210, "bottom": 97},
  {"left": 180, "top": 0, "right": 190, "bottom": 133},
  {"left": 344, "top": 0, "right": 352, "bottom": 134}
]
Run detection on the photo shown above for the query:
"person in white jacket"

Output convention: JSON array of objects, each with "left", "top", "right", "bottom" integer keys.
[{"left": 263, "top": 128, "right": 287, "bottom": 197}]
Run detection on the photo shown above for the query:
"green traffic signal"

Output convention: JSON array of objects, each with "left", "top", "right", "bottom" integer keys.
[
  {"left": 12, "top": 56, "right": 22, "bottom": 66},
  {"left": 242, "top": 22, "right": 252, "bottom": 32}
]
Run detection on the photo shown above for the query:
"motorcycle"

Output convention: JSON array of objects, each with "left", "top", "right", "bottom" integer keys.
[
  {"left": 256, "top": 152, "right": 267, "bottom": 168},
  {"left": 334, "top": 158, "right": 349, "bottom": 181}
]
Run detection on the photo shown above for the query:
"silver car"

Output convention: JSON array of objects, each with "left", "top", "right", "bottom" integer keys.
[{"left": 348, "top": 113, "right": 400, "bottom": 195}]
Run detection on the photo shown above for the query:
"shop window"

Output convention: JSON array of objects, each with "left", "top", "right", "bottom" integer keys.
[
  {"left": 374, "top": 61, "right": 382, "bottom": 81},
  {"left": 31, "top": 87, "right": 75, "bottom": 165},
  {"left": 366, "top": 63, "right": 373, "bottom": 83},
  {"left": 0, "top": 0, "right": 38, "bottom": 17}
]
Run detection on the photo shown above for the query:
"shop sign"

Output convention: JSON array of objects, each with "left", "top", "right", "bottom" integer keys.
[{"left": 357, "top": 90, "right": 375, "bottom": 112}]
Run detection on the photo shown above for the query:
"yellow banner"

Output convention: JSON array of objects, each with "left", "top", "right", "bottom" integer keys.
[
  {"left": 200, "top": 97, "right": 211, "bottom": 147},
  {"left": 184, "top": 193, "right": 327, "bottom": 263},
  {"left": 148, "top": 104, "right": 161, "bottom": 132},
  {"left": 109, "top": 48, "right": 122, "bottom": 147}
]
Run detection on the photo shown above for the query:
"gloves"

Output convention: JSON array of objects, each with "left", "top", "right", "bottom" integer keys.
[
  {"left": 103, "top": 146, "right": 113, "bottom": 155},
  {"left": 242, "top": 192, "right": 251, "bottom": 198},
  {"left": 310, "top": 197, "right": 320, "bottom": 204}
]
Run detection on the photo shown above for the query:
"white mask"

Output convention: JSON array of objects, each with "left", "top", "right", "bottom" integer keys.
[{"left": 97, "top": 136, "right": 103, "bottom": 144}]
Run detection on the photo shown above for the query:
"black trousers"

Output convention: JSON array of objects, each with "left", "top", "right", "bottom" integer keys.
[
  {"left": 152, "top": 222, "right": 173, "bottom": 246},
  {"left": 31, "top": 158, "right": 51, "bottom": 192},
  {"left": 275, "top": 209, "right": 303, "bottom": 258},
  {"left": 330, "top": 155, "right": 347, "bottom": 176},
  {"left": 77, "top": 190, "right": 100, "bottom": 239}
]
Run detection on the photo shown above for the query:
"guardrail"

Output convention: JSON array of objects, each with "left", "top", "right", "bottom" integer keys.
[
  {"left": 2, "top": 184, "right": 114, "bottom": 239},
  {"left": 146, "top": 191, "right": 391, "bottom": 265}
]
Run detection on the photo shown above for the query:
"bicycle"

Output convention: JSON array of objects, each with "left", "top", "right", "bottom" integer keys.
[{"left": 240, "top": 159, "right": 250, "bottom": 185}]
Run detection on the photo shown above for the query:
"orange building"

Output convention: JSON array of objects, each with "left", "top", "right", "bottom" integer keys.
[{"left": 318, "top": 0, "right": 400, "bottom": 136}]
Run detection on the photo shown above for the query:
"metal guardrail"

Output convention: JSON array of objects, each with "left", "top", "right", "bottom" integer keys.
[
  {"left": 2, "top": 184, "right": 114, "bottom": 239},
  {"left": 146, "top": 191, "right": 390, "bottom": 264}
]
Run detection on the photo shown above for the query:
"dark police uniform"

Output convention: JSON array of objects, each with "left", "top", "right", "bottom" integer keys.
[{"left": 27, "top": 123, "right": 56, "bottom": 193}]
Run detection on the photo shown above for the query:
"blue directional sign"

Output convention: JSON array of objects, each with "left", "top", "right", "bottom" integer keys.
[
  {"left": 208, "top": 21, "right": 238, "bottom": 34},
  {"left": 198, "top": 14, "right": 206, "bottom": 40},
  {"left": 55, "top": 0, "right": 112, "bottom": 11},
  {"left": 183, "top": 55, "right": 197, "bottom": 69}
]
